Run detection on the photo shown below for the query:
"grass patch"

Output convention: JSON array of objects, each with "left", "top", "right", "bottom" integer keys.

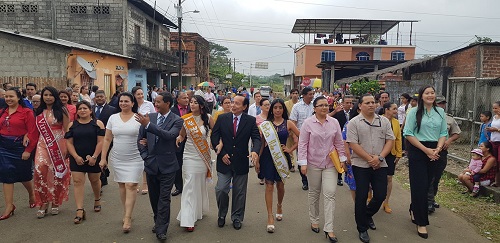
[{"left": 395, "top": 169, "right": 500, "bottom": 242}]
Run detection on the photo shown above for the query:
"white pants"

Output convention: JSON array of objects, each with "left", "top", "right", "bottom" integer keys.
[{"left": 307, "top": 166, "right": 338, "bottom": 232}]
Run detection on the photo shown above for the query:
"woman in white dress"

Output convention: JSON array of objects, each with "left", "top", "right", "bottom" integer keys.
[
  {"left": 176, "top": 95, "right": 214, "bottom": 232},
  {"left": 99, "top": 92, "right": 144, "bottom": 233},
  {"left": 132, "top": 86, "right": 156, "bottom": 194}
]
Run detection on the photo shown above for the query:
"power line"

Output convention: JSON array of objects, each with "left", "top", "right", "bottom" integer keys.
[
  {"left": 199, "top": 0, "right": 220, "bottom": 38},
  {"left": 208, "top": 0, "right": 226, "bottom": 38}
]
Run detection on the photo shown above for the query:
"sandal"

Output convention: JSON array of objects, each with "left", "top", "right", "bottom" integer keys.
[
  {"left": 37, "top": 203, "right": 48, "bottom": 219},
  {"left": 51, "top": 207, "right": 59, "bottom": 215},
  {"left": 74, "top": 209, "right": 86, "bottom": 224},
  {"left": 276, "top": 204, "right": 283, "bottom": 221},
  {"left": 123, "top": 216, "right": 132, "bottom": 233},
  {"left": 94, "top": 198, "right": 102, "bottom": 212},
  {"left": 267, "top": 214, "right": 275, "bottom": 233}
]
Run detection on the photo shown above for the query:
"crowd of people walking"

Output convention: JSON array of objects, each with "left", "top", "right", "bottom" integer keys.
[{"left": 0, "top": 82, "right": 499, "bottom": 242}]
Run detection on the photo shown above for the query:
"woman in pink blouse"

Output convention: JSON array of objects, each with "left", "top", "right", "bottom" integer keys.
[{"left": 298, "top": 96, "right": 347, "bottom": 242}]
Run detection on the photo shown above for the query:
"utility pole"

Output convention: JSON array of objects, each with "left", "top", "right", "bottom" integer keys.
[
  {"left": 176, "top": 0, "right": 183, "bottom": 89},
  {"left": 233, "top": 58, "right": 236, "bottom": 73},
  {"left": 249, "top": 64, "right": 252, "bottom": 88}
]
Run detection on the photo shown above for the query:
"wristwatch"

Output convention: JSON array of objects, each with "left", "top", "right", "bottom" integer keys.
[{"left": 378, "top": 155, "right": 384, "bottom": 162}]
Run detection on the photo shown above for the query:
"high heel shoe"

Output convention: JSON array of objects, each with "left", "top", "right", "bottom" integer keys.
[
  {"left": 123, "top": 216, "right": 132, "bottom": 233},
  {"left": 74, "top": 209, "right": 86, "bottom": 224},
  {"left": 94, "top": 198, "right": 101, "bottom": 212},
  {"left": 311, "top": 224, "right": 320, "bottom": 233},
  {"left": 324, "top": 231, "right": 339, "bottom": 243},
  {"left": 409, "top": 209, "right": 416, "bottom": 224},
  {"left": 51, "top": 206, "right": 59, "bottom": 215},
  {"left": 276, "top": 204, "right": 283, "bottom": 221},
  {"left": 267, "top": 214, "right": 275, "bottom": 233},
  {"left": 37, "top": 203, "right": 48, "bottom": 219},
  {"left": 0, "top": 205, "right": 16, "bottom": 220},
  {"left": 417, "top": 226, "right": 428, "bottom": 239}
]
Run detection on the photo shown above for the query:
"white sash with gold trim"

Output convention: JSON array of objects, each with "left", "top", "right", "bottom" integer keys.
[
  {"left": 182, "top": 114, "right": 212, "bottom": 181},
  {"left": 259, "top": 121, "right": 289, "bottom": 181}
]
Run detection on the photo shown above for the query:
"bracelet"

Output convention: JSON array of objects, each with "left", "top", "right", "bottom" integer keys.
[{"left": 91, "top": 155, "right": 97, "bottom": 160}]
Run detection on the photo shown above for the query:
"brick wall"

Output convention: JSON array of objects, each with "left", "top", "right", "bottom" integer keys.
[
  {"left": 0, "top": 32, "right": 69, "bottom": 88},
  {"left": 482, "top": 45, "right": 500, "bottom": 78},
  {"left": 446, "top": 46, "right": 478, "bottom": 77},
  {"left": 171, "top": 32, "right": 209, "bottom": 82},
  {"left": 126, "top": 4, "right": 171, "bottom": 53}
]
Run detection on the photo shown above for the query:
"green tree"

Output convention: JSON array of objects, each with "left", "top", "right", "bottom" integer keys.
[
  {"left": 349, "top": 80, "right": 381, "bottom": 96},
  {"left": 209, "top": 41, "right": 232, "bottom": 81},
  {"left": 470, "top": 35, "right": 493, "bottom": 45}
]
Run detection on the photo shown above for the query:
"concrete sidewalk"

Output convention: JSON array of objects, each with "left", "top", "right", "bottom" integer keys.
[{"left": 0, "top": 167, "right": 491, "bottom": 242}]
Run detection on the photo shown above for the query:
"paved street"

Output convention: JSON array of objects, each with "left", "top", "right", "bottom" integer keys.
[{"left": 0, "top": 163, "right": 490, "bottom": 243}]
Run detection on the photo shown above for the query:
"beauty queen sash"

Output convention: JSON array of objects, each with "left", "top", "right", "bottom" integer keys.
[
  {"left": 182, "top": 114, "right": 212, "bottom": 181},
  {"left": 259, "top": 121, "right": 290, "bottom": 182},
  {"left": 36, "top": 112, "right": 68, "bottom": 178}
]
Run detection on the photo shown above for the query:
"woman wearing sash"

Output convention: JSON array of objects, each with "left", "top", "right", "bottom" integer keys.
[
  {"left": 176, "top": 95, "right": 214, "bottom": 232},
  {"left": 132, "top": 86, "right": 156, "bottom": 195},
  {"left": 0, "top": 88, "right": 39, "bottom": 220},
  {"left": 65, "top": 101, "right": 105, "bottom": 224},
  {"left": 99, "top": 92, "right": 143, "bottom": 233},
  {"left": 34, "top": 86, "right": 71, "bottom": 218},
  {"left": 257, "top": 98, "right": 299, "bottom": 233},
  {"left": 298, "top": 96, "right": 347, "bottom": 242}
]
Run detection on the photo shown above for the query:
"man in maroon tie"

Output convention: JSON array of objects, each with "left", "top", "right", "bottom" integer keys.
[{"left": 170, "top": 92, "right": 190, "bottom": 196}]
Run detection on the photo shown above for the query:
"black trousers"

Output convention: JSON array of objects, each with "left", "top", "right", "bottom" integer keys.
[
  {"left": 427, "top": 150, "right": 448, "bottom": 205},
  {"left": 407, "top": 141, "right": 439, "bottom": 226},
  {"left": 173, "top": 151, "right": 184, "bottom": 191},
  {"left": 352, "top": 166, "right": 387, "bottom": 232},
  {"left": 147, "top": 171, "right": 176, "bottom": 235}
]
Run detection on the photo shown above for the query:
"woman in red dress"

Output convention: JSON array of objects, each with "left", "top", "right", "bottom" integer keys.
[
  {"left": 59, "top": 90, "right": 76, "bottom": 121},
  {"left": 34, "top": 86, "right": 70, "bottom": 218},
  {"left": 0, "top": 88, "right": 39, "bottom": 220}
]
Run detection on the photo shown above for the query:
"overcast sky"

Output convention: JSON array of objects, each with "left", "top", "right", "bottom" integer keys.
[{"left": 151, "top": 0, "right": 498, "bottom": 76}]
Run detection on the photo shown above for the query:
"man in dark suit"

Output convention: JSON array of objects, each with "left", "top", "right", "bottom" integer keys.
[
  {"left": 136, "top": 92, "right": 183, "bottom": 241},
  {"left": 93, "top": 90, "right": 117, "bottom": 187},
  {"left": 0, "top": 97, "right": 6, "bottom": 109},
  {"left": 169, "top": 91, "right": 190, "bottom": 196},
  {"left": 210, "top": 94, "right": 261, "bottom": 230},
  {"left": 331, "top": 95, "right": 355, "bottom": 186}
]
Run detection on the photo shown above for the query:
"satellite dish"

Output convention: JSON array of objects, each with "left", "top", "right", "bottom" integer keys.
[{"left": 77, "top": 56, "right": 93, "bottom": 71}]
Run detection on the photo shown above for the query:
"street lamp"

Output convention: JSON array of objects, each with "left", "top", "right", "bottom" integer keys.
[{"left": 175, "top": 0, "right": 199, "bottom": 90}]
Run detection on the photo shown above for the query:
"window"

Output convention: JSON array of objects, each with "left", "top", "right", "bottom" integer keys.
[
  {"left": 70, "top": 5, "right": 87, "bottom": 14},
  {"left": 93, "top": 5, "right": 110, "bottom": 14},
  {"left": 356, "top": 52, "right": 370, "bottom": 61},
  {"left": 104, "top": 74, "right": 111, "bottom": 100},
  {"left": 22, "top": 4, "right": 38, "bottom": 13},
  {"left": 0, "top": 4, "right": 15, "bottom": 13},
  {"left": 321, "top": 50, "right": 336, "bottom": 62},
  {"left": 134, "top": 25, "right": 141, "bottom": 44},
  {"left": 176, "top": 51, "right": 188, "bottom": 64},
  {"left": 391, "top": 50, "right": 405, "bottom": 61},
  {"left": 164, "top": 39, "right": 168, "bottom": 51}
]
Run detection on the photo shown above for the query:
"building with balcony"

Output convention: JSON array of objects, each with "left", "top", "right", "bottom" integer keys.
[
  {"left": 291, "top": 19, "right": 418, "bottom": 91},
  {"left": 170, "top": 32, "right": 210, "bottom": 88},
  {"left": 0, "top": 0, "right": 178, "bottom": 94}
]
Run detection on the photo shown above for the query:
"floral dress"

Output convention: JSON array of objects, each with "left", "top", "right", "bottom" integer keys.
[{"left": 34, "top": 110, "right": 70, "bottom": 207}]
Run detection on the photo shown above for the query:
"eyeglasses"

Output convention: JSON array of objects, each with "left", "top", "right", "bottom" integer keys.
[
  {"left": 361, "top": 118, "right": 382, "bottom": 127},
  {"left": 314, "top": 104, "right": 329, "bottom": 108}
]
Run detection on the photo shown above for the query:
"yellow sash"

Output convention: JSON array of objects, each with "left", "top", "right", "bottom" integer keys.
[
  {"left": 259, "top": 121, "right": 290, "bottom": 182},
  {"left": 182, "top": 114, "right": 212, "bottom": 180}
]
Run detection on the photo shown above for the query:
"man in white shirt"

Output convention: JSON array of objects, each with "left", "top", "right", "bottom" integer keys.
[
  {"left": 290, "top": 86, "right": 315, "bottom": 190},
  {"left": 204, "top": 88, "right": 216, "bottom": 114},
  {"left": 248, "top": 92, "right": 262, "bottom": 117},
  {"left": 194, "top": 86, "right": 204, "bottom": 97}
]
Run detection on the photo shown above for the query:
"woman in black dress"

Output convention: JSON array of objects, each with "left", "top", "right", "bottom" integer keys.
[{"left": 65, "top": 101, "right": 105, "bottom": 224}]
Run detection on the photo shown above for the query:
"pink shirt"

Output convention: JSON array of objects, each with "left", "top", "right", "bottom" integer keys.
[{"left": 298, "top": 115, "right": 346, "bottom": 168}]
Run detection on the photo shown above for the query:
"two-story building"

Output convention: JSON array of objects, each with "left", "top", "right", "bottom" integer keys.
[
  {"left": 291, "top": 19, "right": 417, "bottom": 91},
  {"left": 170, "top": 32, "right": 210, "bottom": 88},
  {"left": 0, "top": 0, "right": 178, "bottom": 94}
]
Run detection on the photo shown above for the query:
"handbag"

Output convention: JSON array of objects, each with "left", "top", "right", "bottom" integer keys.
[{"left": 329, "top": 150, "right": 345, "bottom": 173}]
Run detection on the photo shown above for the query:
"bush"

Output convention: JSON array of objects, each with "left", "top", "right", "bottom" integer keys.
[{"left": 349, "top": 80, "right": 381, "bottom": 96}]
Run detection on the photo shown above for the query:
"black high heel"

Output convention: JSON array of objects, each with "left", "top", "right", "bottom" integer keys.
[
  {"left": 324, "top": 231, "right": 338, "bottom": 243},
  {"left": 311, "top": 224, "right": 320, "bottom": 233},
  {"left": 409, "top": 209, "right": 416, "bottom": 224},
  {"left": 417, "top": 226, "right": 428, "bottom": 239},
  {"left": 74, "top": 209, "right": 86, "bottom": 224}
]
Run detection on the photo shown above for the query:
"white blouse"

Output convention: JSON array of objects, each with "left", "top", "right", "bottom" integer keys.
[{"left": 138, "top": 100, "right": 156, "bottom": 115}]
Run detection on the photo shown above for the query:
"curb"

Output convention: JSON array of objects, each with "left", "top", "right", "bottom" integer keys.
[{"left": 443, "top": 167, "right": 500, "bottom": 203}]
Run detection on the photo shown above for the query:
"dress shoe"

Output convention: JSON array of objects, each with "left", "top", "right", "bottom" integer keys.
[
  {"left": 302, "top": 184, "right": 309, "bottom": 190},
  {"left": 156, "top": 233, "right": 167, "bottom": 241},
  {"left": 359, "top": 231, "right": 370, "bottom": 243},
  {"left": 417, "top": 226, "right": 428, "bottom": 239},
  {"left": 433, "top": 202, "right": 440, "bottom": 208},
  {"left": 427, "top": 204, "right": 435, "bottom": 214},
  {"left": 217, "top": 217, "right": 225, "bottom": 227},
  {"left": 337, "top": 179, "right": 343, "bottom": 186},
  {"left": 325, "top": 231, "right": 338, "bottom": 243},
  {"left": 233, "top": 219, "right": 242, "bottom": 230},
  {"left": 152, "top": 226, "right": 156, "bottom": 233},
  {"left": 368, "top": 218, "right": 376, "bottom": 230},
  {"left": 171, "top": 189, "right": 182, "bottom": 196},
  {"left": 311, "top": 224, "right": 320, "bottom": 233}
]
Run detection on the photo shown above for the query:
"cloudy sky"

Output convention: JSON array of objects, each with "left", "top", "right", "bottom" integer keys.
[{"left": 151, "top": 0, "right": 498, "bottom": 76}]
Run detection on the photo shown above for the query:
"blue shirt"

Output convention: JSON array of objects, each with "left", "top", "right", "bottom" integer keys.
[
  {"left": 403, "top": 106, "right": 448, "bottom": 141},
  {"left": 23, "top": 98, "right": 33, "bottom": 109},
  {"left": 479, "top": 122, "right": 492, "bottom": 145}
]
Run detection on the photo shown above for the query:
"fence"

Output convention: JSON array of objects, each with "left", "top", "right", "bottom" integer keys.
[
  {"left": 446, "top": 77, "right": 500, "bottom": 162},
  {"left": 0, "top": 76, "right": 68, "bottom": 90},
  {"left": 384, "top": 80, "right": 433, "bottom": 104}
]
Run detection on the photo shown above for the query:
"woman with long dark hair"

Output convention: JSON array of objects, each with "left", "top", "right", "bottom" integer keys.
[
  {"left": 403, "top": 85, "right": 447, "bottom": 239},
  {"left": 0, "top": 88, "right": 39, "bottom": 220},
  {"left": 99, "top": 92, "right": 143, "bottom": 233},
  {"left": 257, "top": 98, "right": 299, "bottom": 233},
  {"left": 65, "top": 101, "right": 105, "bottom": 224},
  {"left": 34, "top": 86, "right": 70, "bottom": 218},
  {"left": 176, "top": 95, "right": 214, "bottom": 231},
  {"left": 59, "top": 90, "right": 76, "bottom": 121}
]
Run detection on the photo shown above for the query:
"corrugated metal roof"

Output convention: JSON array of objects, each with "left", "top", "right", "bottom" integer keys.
[
  {"left": 0, "top": 28, "right": 134, "bottom": 59},
  {"left": 291, "top": 19, "right": 419, "bottom": 34}
]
